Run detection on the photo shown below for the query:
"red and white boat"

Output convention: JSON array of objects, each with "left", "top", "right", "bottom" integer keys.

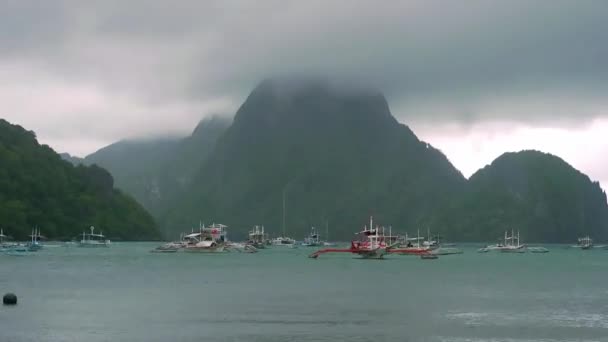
[{"left": 309, "top": 217, "right": 431, "bottom": 259}]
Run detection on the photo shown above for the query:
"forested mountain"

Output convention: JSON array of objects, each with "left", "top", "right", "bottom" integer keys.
[
  {"left": 78, "top": 78, "right": 608, "bottom": 242},
  {"left": 60, "top": 153, "right": 84, "bottom": 165},
  {"left": 161, "top": 79, "right": 467, "bottom": 238},
  {"left": 84, "top": 116, "right": 231, "bottom": 213},
  {"left": 0, "top": 119, "right": 160, "bottom": 240},
  {"left": 438, "top": 151, "right": 608, "bottom": 242}
]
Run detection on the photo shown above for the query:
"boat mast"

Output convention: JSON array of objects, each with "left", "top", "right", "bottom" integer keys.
[{"left": 282, "top": 188, "right": 286, "bottom": 237}]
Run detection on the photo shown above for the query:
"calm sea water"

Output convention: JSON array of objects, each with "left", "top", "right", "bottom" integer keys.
[{"left": 1, "top": 243, "right": 607, "bottom": 342}]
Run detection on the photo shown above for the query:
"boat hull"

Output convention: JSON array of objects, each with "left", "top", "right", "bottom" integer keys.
[
  {"left": 78, "top": 243, "right": 110, "bottom": 248},
  {"left": 183, "top": 245, "right": 225, "bottom": 253}
]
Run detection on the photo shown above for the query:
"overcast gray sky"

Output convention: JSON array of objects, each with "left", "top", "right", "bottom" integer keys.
[{"left": 1, "top": 0, "right": 607, "bottom": 187}]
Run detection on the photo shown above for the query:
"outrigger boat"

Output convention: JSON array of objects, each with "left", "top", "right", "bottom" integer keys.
[
  {"left": 78, "top": 226, "right": 111, "bottom": 247},
  {"left": 26, "top": 227, "right": 44, "bottom": 251},
  {"left": 390, "top": 229, "right": 433, "bottom": 255},
  {"left": 499, "top": 230, "right": 526, "bottom": 253},
  {"left": 271, "top": 236, "right": 296, "bottom": 247},
  {"left": 301, "top": 226, "right": 322, "bottom": 247},
  {"left": 479, "top": 230, "right": 526, "bottom": 253},
  {"left": 573, "top": 236, "right": 593, "bottom": 250},
  {"left": 1, "top": 229, "right": 28, "bottom": 254},
  {"left": 247, "top": 225, "right": 269, "bottom": 249},
  {"left": 183, "top": 223, "right": 227, "bottom": 253},
  {"left": 400, "top": 228, "right": 462, "bottom": 255},
  {"left": 0, "top": 228, "right": 13, "bottom": 248},
  {"left": 309, "top": 217, "right": 431, "bottom": 259}
]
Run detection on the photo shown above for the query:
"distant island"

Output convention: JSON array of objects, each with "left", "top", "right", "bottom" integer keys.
[
  {"left": 0, "top": 119, "right": 161, "bottom": 241},
  {"left": 58, "top": 78, "right": 608, "bottom": 242}
]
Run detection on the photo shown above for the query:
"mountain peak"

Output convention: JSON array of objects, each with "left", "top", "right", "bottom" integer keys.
[{"left": 234, "top": 77, "right": 396, "bottom": 131}]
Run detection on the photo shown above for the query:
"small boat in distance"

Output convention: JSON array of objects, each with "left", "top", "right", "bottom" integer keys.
[
  {"left": 481, "top": 230, "right": 526, "bottom": 253},
  {"left": 301, "top": 226, "right": 322, "bottom": 247},
  {"left": 78, "top": 226, "right": 111, "bottom": 247},
  {"left": 247, "top": 225, "right": 269, "bottom": 249},
  {"left": 392, "top": 230, "right": 432, "bottom": 255},
  {"left": 500, "top": 230, "right": 526, "bottom": 253},
  {"left": 573, "top": 236, "right": 593, "bottom": 250},
  {"left": 26, "top": 227, "right": 45, "bottom": 251},
  {"left": 1, "top": 229, "right": 28, "bottom": 254},
  {"left": 271, "top": 236, "right": 297, "bottom": 247},
  {"left": 0, "top": 228, "right": 11, "bottom": 248}
]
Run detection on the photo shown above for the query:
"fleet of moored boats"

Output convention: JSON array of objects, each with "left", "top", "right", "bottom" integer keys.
[
  {"left": 0, "top": 226, "right": 111, "bottom": 255},
  {"left": 1, "top": 219, "right": 606, "bottom": 258}
]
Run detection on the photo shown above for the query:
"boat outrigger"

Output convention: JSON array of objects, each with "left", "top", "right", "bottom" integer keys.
[{"left": 309, "top": 217, "right": 431, "bottom": 259}]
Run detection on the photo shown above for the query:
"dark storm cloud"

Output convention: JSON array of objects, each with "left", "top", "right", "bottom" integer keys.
[{"left": 1, "top": 0, "right": 607, "bottom": 147}]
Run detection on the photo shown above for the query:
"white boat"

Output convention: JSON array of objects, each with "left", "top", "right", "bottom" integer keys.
[
  {"left": 0, "top": 228, "right": 12, "bottom": 248},
  {"left": 301, "top": 226, "right": 321, "bottom": 247},
  {"left": 183, "top": 223, "right": 227, "bottom": 253},
  {"left": 79, "top": 226, "right": 111, "bottom": 247},
  {"left": 1, "top": 229, "right": 28, "bottom": 254},
  {"left": 422, "top": 228, "right": 439, "bottom": 248},
  {"left": 572, "top": 236, "right": 593, "bottom": 249},
  {"left": 271, "top": 236, "right": 296, "bottom": 247},
  {"left": 482, "top": 230, "right": 526, "bottom": 253},
  {"left": 247, "top": 225, "right": 269, "bottom": 249},
  {"left": 274, "top": 186, "right": 297, "bottom": 248},
  {"left": 394, "top": 230, "right": 432, "bottom": 254},
  {"left": 26, "top": 227, "right": 44, "bottom": 251},
  {"left": 499, "top": 230, "right": 526, "bottom": 253}
]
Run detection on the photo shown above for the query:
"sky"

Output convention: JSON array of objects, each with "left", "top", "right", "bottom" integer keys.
[{"left": 1, "top": 1, "right": 607, "bottom": 187}]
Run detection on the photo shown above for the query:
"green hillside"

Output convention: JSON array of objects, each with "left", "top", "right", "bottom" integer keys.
[{"left": 0, "top": 119, "right": 161, "bottom": 240}]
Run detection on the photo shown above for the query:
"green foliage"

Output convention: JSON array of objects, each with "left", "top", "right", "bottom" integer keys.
[
  {"left": 78, "top": 80, "right": 608, "bottom": 243},
  {"left": 0, "top": 119, "right": 161, "bottom": 240},
  {"left": 84, "top": 116, "right": 231, "bottom": 216},
  {"left": 161, "top": 80, "right": 467, "bottom": 239},
  {"left": 437, "top": 151, "right": 608, "bottom": 243}
]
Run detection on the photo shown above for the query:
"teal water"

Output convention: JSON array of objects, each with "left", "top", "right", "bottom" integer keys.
[{"left": 1, "top": 244, "right": 607, "bottom": 342}]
